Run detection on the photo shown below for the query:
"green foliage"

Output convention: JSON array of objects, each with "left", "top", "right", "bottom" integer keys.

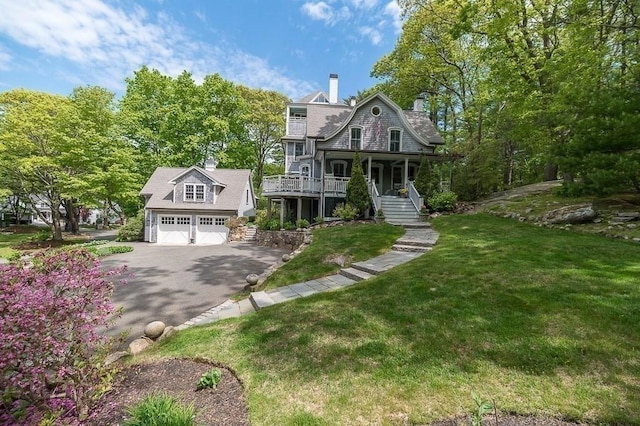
[
  {"left": 117, "top": 211, "right": 144, "bottom": 242},
  {"left": 375, "top": 208, "right": 385, "bottom": 218},
  {"left": 296, "top": 219, "right": 310, "bottom": 229},
  {"left": 28, "top": 229, "right": 51, "bottom": 242},
  {"left": 88, "top": 245, "right": 134, "bottom": 257},
  {"left": 226, "top": 216, "right": 248, "bottom": 230},
  {"left": 414, "top": 157, "right": 439, "bottom": 198},
  {"left": 332, "top": 203, "right": 359, "bottom": 221},
  {"left": 6, "top": 251, "right": 21, "bottom": 262},
  {"left": 313, "top": 216, "right": 325, "bottom": 225},
  {"left": 345, "top": 152, "right": 370, "bottom": 217},
  {"left": 471, "top": 392, "right": 494, "bottom": 426},
  {"left": 124, "top": 393, "right": 195, "bottom": 426},
  {"left": 427, "top": 191, "right": 458, "bottom": 212},
  {"left": 283, "top": 221, "right": 297, "bottom": 230},
  {"left": 196, "top": 368, "right": 222, "bottom": 390}
]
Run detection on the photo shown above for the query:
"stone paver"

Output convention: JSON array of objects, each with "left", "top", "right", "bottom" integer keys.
[{"left": 176, "top": 222, "right": 438, "bottom": 324}]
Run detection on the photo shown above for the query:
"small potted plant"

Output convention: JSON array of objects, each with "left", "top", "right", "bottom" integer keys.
[
  {"left": 398, "top": 188, "right": 409, "bottom": 198},
  {"left": 375, "top": 209, "right": 385, "bottom": 223},
  {"left": 419, "top": 204, "right": 429, "bottom": 221}
]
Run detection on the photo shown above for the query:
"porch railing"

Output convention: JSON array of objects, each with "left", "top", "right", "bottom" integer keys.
[
  {"left": 262, "top": 175, "right": 321, "bottom": 193},
  {"left": 262, "top": 175, "right": 350, "bottom": 195},
  {"left": 324, "top": 177, "right": 350, "bottom": 194}
]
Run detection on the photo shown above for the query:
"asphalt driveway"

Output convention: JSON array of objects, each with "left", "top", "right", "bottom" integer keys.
[{"left": 100, "top": 241, "right": 288, "bottom": 347}]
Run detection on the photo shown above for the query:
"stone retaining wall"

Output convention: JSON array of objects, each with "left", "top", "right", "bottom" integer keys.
[{"left": 256, "top": 230, "right": 307, "bottom": 251}]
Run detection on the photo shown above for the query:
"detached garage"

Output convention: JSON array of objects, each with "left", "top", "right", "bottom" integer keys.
[{"left": 140, "top": 163, "right": 256, "bottom": 245}]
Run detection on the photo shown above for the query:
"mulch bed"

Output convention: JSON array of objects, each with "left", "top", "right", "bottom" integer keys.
[{"left": 88, "top": 359, "right": 249, "bottom": 426}]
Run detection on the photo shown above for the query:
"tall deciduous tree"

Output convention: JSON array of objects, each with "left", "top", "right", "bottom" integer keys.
[
  {"left": 237, "top": 86, "right": 289, "bottom": 190},
  {"left": 0, "top": 90, "right": 72, "bottom": 240},
  {"left": 119, "top": 66, "right": 247, "bottom": 179}
]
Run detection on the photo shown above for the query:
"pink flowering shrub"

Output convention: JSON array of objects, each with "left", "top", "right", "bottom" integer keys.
[{"left": 0, "top": 249, "right": 126, "bottom": 424}]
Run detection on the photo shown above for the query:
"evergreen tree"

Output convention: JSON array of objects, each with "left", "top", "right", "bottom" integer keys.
[
  {"left": 414, "top": 156, "right": 439, "bottom": 198},
  {"left": 346, "top": 151, "right": 370, "bottom": 217}
]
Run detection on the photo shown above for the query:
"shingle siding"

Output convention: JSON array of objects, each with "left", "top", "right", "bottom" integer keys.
[{"left": 173, "top": 170, "right": 217, "bottom": 205}]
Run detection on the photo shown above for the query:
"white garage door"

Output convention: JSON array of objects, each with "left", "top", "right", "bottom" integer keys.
[
  {"left": 157, "top": 215, "right": 191, "bottom": 244},
  {"left": 195, "top": 216, "right": 228, "bottom": 245}
]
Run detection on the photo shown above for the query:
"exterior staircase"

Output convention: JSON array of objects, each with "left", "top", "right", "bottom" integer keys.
[
  {"left": 244, "top": 226, "right": 257, "bottom": 242},
  {"left": 379, "top": 196, "right": 420, "bottom": 224}
]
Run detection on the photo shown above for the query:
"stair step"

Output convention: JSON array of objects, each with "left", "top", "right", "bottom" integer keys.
[
  {"left": 351, "top": 262, "right": 380, "bottom": 275},
  {"left": 339, "top": 267, "right": 374, "bottom": 282},
  {"left": 249, "top": 291, "right": 275, "bottom": 310},
  {"left": 392, "top": 244, "right": 433, "bottom": 253}
]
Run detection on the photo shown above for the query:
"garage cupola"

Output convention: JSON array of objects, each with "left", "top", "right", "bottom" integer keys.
[{"left": 204, "top": 157, "right": 218, "bottom": 171}]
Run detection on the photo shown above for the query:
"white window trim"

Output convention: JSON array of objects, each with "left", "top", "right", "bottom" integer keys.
[
  {"left": 388, "top": 127, "right": 403, "bottom": 152},
  {"left": 330, "top": 160, "right": 348, "bottom": 177},
  {"left": 184, "top": 183, "right": 206, "bottom": 202},
  {"left": 371, "top": 106, "right": 381, "bottom": 116},
  {"left": 349, "top": 126, "right": 363, "bottom": 150}
]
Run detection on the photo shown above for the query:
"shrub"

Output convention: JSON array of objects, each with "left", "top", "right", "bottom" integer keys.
[
  {"left": 295, "top": 219, "right": 310, "bottom": 229},
  {"left": 345, "top": 151, "right": 371, "bottom": 217},
  {"left": 283, "top": 221, "right": 297, "bottom": 230},
  {"left": 313, "top": 216, "right": 325, "bottom": 225},
  {"left": 88, "top": 245, "right": 134, "bottom": 257},
  {"left": 28, "top": 229, "right": 50, "bottom": 242},
  {"left": 427, "top": 191, "right": 458, "bottom": 212},
  {"left": 225, "top": 216, "right": 248, "bottom": 230},
  {"left": 0, "top": 249, "right": 125, "bottom": 423},
  {"left": 124, "top": 393, "right": 195, "bottom": 426},
  {"left": 333, "top": 203, "right": 359, "bottom": 221},
  {"left": 197, "top": 368, "right": 222, "bottom": 390},
  {"left": 375, "top": 209, "right": 385, "bottom": 218},
  {"left": 117, "top": 211, "right": 144, "bottom": 242}
]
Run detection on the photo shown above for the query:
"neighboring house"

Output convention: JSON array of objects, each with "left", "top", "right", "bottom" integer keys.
[
  {"left": 140, "top": 160, "right": 256, "bottom": 245},
  {"left": 262, "top": 73, "right": 445, "bottom": 223}
]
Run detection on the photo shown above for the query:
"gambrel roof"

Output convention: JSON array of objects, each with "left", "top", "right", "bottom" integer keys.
[{"left": 301, "top": 92, "right": 444, "bottom": 146}]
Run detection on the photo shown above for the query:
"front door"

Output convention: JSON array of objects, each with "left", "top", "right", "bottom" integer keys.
[
  {"left": 370, "top": 165, "right": 383, "bottom": 194},
  {"left": 392, "top": 165, "right": 403, "bottom": 194}
]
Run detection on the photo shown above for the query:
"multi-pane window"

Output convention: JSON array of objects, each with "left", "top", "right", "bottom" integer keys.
[
  {"left": 161, "top": 216, "right": 175, "bottom": 225},
  {"left": 332, "top": 162, "right": 346, "bottom": 177},
  {"left": 389, "top": 129, "right": 401, "bottom": 152},
  {"left": 215, "top": 218, "right": 226, "bottom": 226},
  {"left": 294, "top": 143, "right": 304, "bottom": 157},
  {"left": 350, "top": 127, "right": 362, "bottom": 150},
  {"left": 176, "top": 217, "right": 190, "bottom": 225},
  {"left": 184, "top": 183, "right": 205, "bottom": 201},
  {"left": 199, "top": 217, "right": 214, "bottom": 226}
]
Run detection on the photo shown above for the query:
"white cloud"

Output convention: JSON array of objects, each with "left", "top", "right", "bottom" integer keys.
[
  {"left": 349, "top": 0, "right": 379, "bottom": 9},
  {"left": 359, "top": 27, "right": 382, "bottom": 45},
  {"left": 301, "top": 1, "right": 351, "bottom": 25},
  {"left": 383, "top": 1, "right": 403, "bottom": 34},
  {"left": 0, "top": 0, "right": 314, "bottom": 99}
]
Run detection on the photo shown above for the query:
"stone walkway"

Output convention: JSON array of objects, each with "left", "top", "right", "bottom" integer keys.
[{"left": 175, "top": 223, "right": 439, "bottom": 331}]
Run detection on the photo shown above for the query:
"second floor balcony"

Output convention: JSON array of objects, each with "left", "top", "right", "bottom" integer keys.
[
  {"left": 262, "top": 175, "right": 350, "bottom": 196},
  {"left": 287, "top": 117, "right": 307, "bottom": 137}
]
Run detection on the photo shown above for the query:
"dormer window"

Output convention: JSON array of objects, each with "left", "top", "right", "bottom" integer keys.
[
  {"left": 350, "top": 127, "right": 362, "bottom": 150},
  {"left": 185, "top": 183, "right": 205, "bottom": 202}
]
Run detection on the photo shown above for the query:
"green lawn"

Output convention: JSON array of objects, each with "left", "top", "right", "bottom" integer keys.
[
  {"left": 261, "top": 222, "right": 404, "bottom": 290},
  {"left": 140, "top": 214, "right": 640, "bottom": 425},
  {"left": 0, "top": 231, "right": 34, "bottom": 258}
]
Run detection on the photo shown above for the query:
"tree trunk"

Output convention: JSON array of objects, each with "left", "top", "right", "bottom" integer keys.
[
  {"left": 543, "top": 163, "right": 558, "bottom": 181},
  {"left": 51, "top": 208, "right": 63, "bottom": 241},
  {"left": 64, "top": 199, "right": 80, "bottom": 234}
]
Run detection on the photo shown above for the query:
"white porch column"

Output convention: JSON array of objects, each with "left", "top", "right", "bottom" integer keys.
[
  {"left": 367, "top": 156, "right": 372, "bottom": 181},
  {"left": 404, "top": 157, "right": 409, "bottom": 187},
  {"left": 320, "top": 151, "right": 325, "bottom": 218}
]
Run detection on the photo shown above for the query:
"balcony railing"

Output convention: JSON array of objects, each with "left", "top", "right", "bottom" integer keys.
[
  {"left": 287, "top": 117, "right": 307, "bottom": 137},
  {"left": 262, "top": 175, "right": 350, "bottom": 195}
]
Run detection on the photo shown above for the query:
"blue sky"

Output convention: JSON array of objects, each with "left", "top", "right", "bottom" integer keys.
[{"left": 0, "top": 0, "right": 403, "bottom": 101}]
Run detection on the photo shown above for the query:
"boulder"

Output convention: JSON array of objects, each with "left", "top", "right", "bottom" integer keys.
[
  {"left": 156, "top": 326, "right": 176, "bottom": 342},
  {"left": 129, "top": 337, "right": 152, "bottom": 355},
  {"left": 542, "top": 204, "right": 597, "bottom": 224},
  {"left": 144, "top": 320, "right": 166, "bottom": 339},
  {"left": 246, "top": 274, "right": 259, "bottom": 285},
  {"left": 282, "top": 254, "right": 292, "bottom": 262}
]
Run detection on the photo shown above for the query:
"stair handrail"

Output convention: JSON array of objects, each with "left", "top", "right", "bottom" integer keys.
[
  {"left": 368, "top": 179, "right": 381, "bottom": 213},
  {"left": 408, "top": 181, "right": 423, "bottom": 212}
]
